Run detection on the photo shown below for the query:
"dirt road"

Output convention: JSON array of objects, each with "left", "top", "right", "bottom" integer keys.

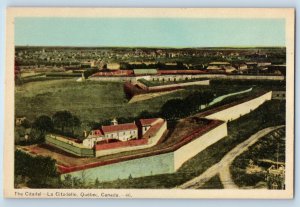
[{"left": 178, "top": 125, "right": 284, "bottom": 189}]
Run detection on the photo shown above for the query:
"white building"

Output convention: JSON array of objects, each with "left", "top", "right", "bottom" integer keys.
[
  {"left": 83, "top": 118, "right": 164, "bottom": 148},
  {"left": 107, "top": 63, "right": 121, "bottom": 70},
  {"left": 101, "top": 122, "right": 138, "bottom": 141},
  {"left": 83, "top": 129, "right": 105, "bottom": 148},
  {"left": 140, "top": 118, "right": 162, "bottom": 135}
]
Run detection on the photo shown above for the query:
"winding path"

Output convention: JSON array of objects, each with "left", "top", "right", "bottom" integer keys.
[{"left": 178, "top": 125, "right": 284, "bottom": 189}]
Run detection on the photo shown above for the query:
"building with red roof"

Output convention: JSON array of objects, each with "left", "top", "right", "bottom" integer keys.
[
  {"left": 139, "top": 118, "right": 161, "bottom": 135},
  {"left": 83, "top": 118, "right": 163, "bottom": 148},
  {"left": 101, "top": 122, "right": 138, "bottom": 141}
]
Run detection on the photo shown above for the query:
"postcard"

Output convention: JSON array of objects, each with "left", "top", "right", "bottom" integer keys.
[{"left": 4, "top": 8, "right": 294, "bottom": 199}]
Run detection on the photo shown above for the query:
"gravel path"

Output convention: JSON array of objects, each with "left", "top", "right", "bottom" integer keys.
[{"left": 178, "top": 125, "right": 284, "bottom": 189}]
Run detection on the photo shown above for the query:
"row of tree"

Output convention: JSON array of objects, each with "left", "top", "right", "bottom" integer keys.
[{"left": 16, "top": 110, "right": 81, "bottom": 145}]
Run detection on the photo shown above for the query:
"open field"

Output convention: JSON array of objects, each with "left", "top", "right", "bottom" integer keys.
[
  {"left": 15, "top": 79, "right": 126, "bottom": 122},
  {"left": 15, "top": 78, "right": 284, "bottom": 124},
  {"left": 15, "top": 79, "right": 184, "bottom": 122},
  {"left": 14, "top": 79, "right": 239, "bottom": 122}
]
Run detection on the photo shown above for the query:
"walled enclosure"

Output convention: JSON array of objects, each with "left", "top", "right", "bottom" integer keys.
[{"left": 60, "top": 91, "right": 272, "bottom": 183}]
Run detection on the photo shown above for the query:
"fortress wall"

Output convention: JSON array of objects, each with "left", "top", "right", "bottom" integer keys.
[
  {"left": 205, "top": 91, "right": 272, "bottom": 122},
  {"left": 88, "top": 76, "right": 135, "bottom": 82},
  {"left": 89, "top": 74, "right": 284, "bottom": 82},
  {"left": 62, "top": 152, "right": 175, "bottom": 183},
  {"left": 148, "top": 80, "right": 209, "bottom": 90},
  {"left": 45, "top": 135, "right": 94, "bottom": 157},
  {"left": 60, "top": 122, "right": 226, "bottom": 183},
  {"left": 173, "top": 122, "right": 228, "bottom": 170},
  {"left": 224, "top": 75, "right": 284, "bottom": 80},
  {"left": 128, "top": 89, "right": 182, "bottom": 103}
]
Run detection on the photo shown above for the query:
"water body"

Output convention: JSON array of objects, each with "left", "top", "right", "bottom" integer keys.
[{"left": 201, "top": 87, "right": 253, "bottom": 109}]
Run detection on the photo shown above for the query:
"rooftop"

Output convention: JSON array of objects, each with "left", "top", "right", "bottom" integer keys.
[
  {"left": 133, "top": 69, "right": 158, "bottom": 75},
  {"left": 207, "top": 66, "right": 221, "bottom": 70},
  {"left": 209, "top": 62, "right": 230, "bottom": 65},
  {"left": 158, "top": 70, "right": 204, "bottom": 75},
  {"left": 139, "top": 118, "right": 159, "bottom": 126},
  {"left": 101, "top": 123, "right": 138, "bottom": 133}
]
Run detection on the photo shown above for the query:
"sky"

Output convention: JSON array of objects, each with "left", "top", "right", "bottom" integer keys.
[{"left": 15, "top": 18, "right": 285, "bottom": 47}]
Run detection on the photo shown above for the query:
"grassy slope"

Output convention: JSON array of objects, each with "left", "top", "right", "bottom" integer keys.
[
  {"left": 230, "top": 128, "right": 286, "bottom": 188},
  {"left": 198, "top": 175, "right": 224, "bottom": 189},
  {"left": 15, "top": 79, "right": 186, "bottom": 122},
  {"left": 15, "top": 79, "right": 253, "bottom": 123}
]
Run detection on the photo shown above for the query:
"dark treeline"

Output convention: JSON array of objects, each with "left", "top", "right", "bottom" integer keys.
[
  {"left": 15, "top": 150, "right": 59, "bottom": 188},
  {"left": 15, "top": 110, "right": 81, "bottom": 145},
  {"left": 89, "top": 91, "right": 215, "bottom": 131}
]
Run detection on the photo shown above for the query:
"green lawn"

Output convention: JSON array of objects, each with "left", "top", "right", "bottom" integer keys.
[{"left": 15, "top": 79, "right": 211, "bottom": 123}]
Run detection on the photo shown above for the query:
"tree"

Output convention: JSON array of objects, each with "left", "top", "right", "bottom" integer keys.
[
  {"left": 160, "top": 99, "right": 187, "bottom": 120},
  {"left": 138, "top": 110, "right": 155, "bottom": 119},
  {"left": 33, "top": 115, "right": 54, "bottom": 134},
  {"left": 32, "top": 115, "right": 54, "bottom": 143},
  {"left": 21, "top": 119, "right": 31, "bottom": 129},
  {"left": 52, "top": 111, "right": 73, "bottom": 133},
  {"left": 15, "top": 150, "right": 58, "bottom": 187},
  {"left": 62, "top": 174, "right": 73, "bottom": 188},
  {"left": 52, "top": 111, "right": 81, "bottom": 135},
  {"left": 184, "top": 91, "right": 214, "bottom": 110},
  {"left": 95, "top": 178, "right": 100, "bottom": 187},
  {"left": 71, "top": 115, "right": 81, "bottom": 135}
]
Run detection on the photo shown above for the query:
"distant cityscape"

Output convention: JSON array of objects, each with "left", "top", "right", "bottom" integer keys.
[{"left": 15, "top": 46, "right": 286, "bottom": 76}]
